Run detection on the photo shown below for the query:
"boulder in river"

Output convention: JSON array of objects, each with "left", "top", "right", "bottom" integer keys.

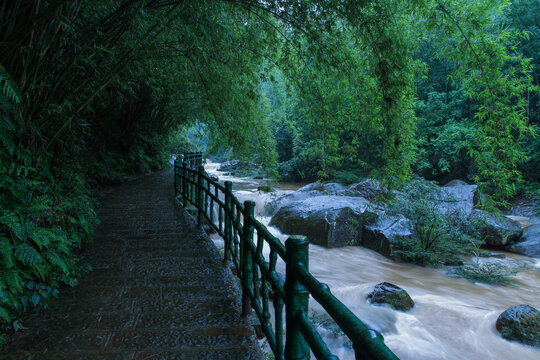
[
  {"left": 506, "top": 224, "right": 540, "bottom": 258},
  {"left": 439, "top": 180, "right": 479, "bottom": 215},
  {"left": 361, "top": 215, "right": 413, "bottom": 257},
  {"left": 495, "top": 304, "right": 540, "bottom": 347},
  {"left": 366, "top": 282, "right": 414, "bottom": 311},
  {"left": 268, "top": 179, "right": 390, "bottom": 215},
  {"left": 266, "top": 182, "right": 346, "bottom": 215},
  {"left": 297, "top": 182, "right": 347, "bottom": 195},
  {"left": 269, "top": 195, "right": 372, "bottom": 248},
  {"left": 508, "top": 198, "right": 540, "bottom": 217},
  {"left": 469, "top": 209, "right": 523, "bottom": 247}
]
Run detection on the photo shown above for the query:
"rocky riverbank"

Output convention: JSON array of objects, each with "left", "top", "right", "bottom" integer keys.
[{"left": 267, "top": 178, "right": 539, "bottom": 261}]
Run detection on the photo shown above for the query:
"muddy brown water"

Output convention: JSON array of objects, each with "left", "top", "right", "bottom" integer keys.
[{"left": 206, "top": 160, "right": 540, "bottom": 360}]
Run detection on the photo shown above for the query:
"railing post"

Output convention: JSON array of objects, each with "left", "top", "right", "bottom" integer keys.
[
  {"left": 224, "top": 181, "right": 232, "bottom": 263},
  {"left": 197, "top": 165, "right": 204, "bottom": 226},
  {"left": 241, "top": 200, "right": 255, "bottom": 317},
  {"left": 285, "top": 235, "right": 310, "bottom": 360},
  {"left": 182, "top": 161, "right": 187, "bottom": 207}
]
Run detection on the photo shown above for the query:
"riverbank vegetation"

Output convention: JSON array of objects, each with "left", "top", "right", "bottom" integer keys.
[
  {"left": 0, "top": 0, "right": 538, "bottom": 343},
  {"left": 386, "top": 179, "right": 480, "bottom": 266}
]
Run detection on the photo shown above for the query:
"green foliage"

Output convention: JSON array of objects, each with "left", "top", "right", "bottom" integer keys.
[
  {"left": 388, "top": 179, "right": 480, "bottom": 266},
  {"left": 508, "top": 0, "right": 540, "bottom": 185},
  {"left": 517, "top": 183, "right": 540, "bottom": 206},
  {"left": 414, "top": 90, "right": 476, "bottom": 181},
  {"left": 259, "top": 0, "right": 538, "bottom": 202},
  {"left": 0, "top": 65, "right": 21, "bottom": 105},
  {"left": 420, "top": 0, "right": 536, "bottom": 205},
  {"left": 168, "top": 121, "right": 210, "bottom": 155},
  {"left": 454, "top": 262, "right": 520, "bottom": 284},
  {"left": 330, "top": 170, "right": 367, "bottom": 186},
  {"left": 509, "top": 0, "right": 540, "bottom": 126},
  {"left": 0, "top": 106, "right": 96, "bottom": 341}
]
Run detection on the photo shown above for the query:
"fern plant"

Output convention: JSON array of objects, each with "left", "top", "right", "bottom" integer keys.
[
  {"left": 0, "top": 89, "right": 97, "bottom": 343},
  {"left": 0, "top": 65, "right": 21, "bottom": 105}
]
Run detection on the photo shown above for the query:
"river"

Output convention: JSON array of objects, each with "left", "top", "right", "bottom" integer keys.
[{"left": 205, "top": 160, "right": 540, "bottom": 360}]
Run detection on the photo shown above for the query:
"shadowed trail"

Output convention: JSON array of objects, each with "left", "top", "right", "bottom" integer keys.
[{"left": 1, "top": 169, "right": 262, "bottom": 360}]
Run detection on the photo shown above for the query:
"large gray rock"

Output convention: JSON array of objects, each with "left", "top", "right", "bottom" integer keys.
[
  {"left": 266, "top": 190, "right": 321, "bottom": 216},
  {"left": 367, "top": 282, "right": 415, "bottom": 311},
  {"left": 469, "top": 209, "right": 523, "bottom": 247},
  {"left": 508, "top": 199, "right": 540, "bottom": 217},
  {"left": 298, "top": 182, "right": 346, "bottom": 195},
  {"left": 269, "top": 195, "right": 372, "bottom": 248},
  {"left": 361, "top": 215, "right": 413, "bottom": 257},
  {"left": 344, "top": 179, "right": 387, "bottom": 201},
  {"left": 266, "top": 182, "right": 346, "bottom": 215},
  {"left": 438, "top": 180, "right": 479, "bottom": 215},
  {"left": 496, "top": 304, "right": 540, "bottom": 347},
  {"left": 506, "top": 224, "right": 540, "bottom": 258},
  {"left": 269, "top": 179, "right": 386, "bottom": 215}
]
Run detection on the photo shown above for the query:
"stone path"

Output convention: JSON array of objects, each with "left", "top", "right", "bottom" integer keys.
[{"left": 1, "top": 169, "right": 262, "bottom": 360}]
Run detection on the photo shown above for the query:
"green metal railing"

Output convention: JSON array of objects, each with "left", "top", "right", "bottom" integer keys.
[{"left": 174, "top": 153, "right": 399, "bottom": 360}]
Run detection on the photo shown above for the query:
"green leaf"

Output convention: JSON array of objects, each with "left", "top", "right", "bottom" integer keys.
[
  {"left": 15, "top": 243, "right": 42, "bottom": 265},
  {"left": 0, "top": 64, "right": 21, "bottom": 104},
  {"left": 31, "top": 294, "right": 40, "bottom": 306},
  {"left": 0, "top": 307, "right": 11, "bottom": 323}
]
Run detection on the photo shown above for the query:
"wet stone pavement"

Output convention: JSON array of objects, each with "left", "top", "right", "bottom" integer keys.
[{"left": 1, "top": 169, "right": 263, "bottom": 360}]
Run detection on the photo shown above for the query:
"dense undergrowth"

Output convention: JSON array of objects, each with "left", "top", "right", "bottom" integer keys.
[
  {"left": 0, "top": 71, "right": 171, "bottom": 343},
  {"left": 0, "top": 81, "right": 92, "bottom": 340}
]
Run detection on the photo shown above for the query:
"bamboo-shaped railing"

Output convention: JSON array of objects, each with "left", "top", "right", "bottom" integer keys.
[{"left": 174, "top": 153, "right": 399, "bottom": 360}]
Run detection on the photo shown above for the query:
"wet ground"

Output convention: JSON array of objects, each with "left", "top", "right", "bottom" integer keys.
[{"left": 1, "top": 169, "right": 262, "bottom": 360}]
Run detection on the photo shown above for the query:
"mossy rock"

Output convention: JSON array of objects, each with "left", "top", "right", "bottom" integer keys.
[
  {"left": 496, "top": 304, "right": 540, "bottom": 347},
  {"left": 366, "top": 282, "right": 414, "bottom": 311}
]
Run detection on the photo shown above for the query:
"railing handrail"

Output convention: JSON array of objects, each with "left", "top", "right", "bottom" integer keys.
[{"left": 174, "top": 154, "right": 399, "bottom": 360}]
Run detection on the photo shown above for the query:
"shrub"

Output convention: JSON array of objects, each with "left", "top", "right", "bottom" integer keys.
[
  {"left": 330, "top": 169, "right": 367, "bottom": 185},
  {"left": 388, "top": 178, "right": 480, "bottom": 266},
  {"left": 0, "top": 162, "right": 96, "bottom": 343},
  {"left": 453, "top": 262, "right": 520, "bottom": 284}
]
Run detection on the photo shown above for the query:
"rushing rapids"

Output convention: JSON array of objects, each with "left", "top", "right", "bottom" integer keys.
[{"left": 205, "top": 160, "right": 540, "bottom": 360}]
